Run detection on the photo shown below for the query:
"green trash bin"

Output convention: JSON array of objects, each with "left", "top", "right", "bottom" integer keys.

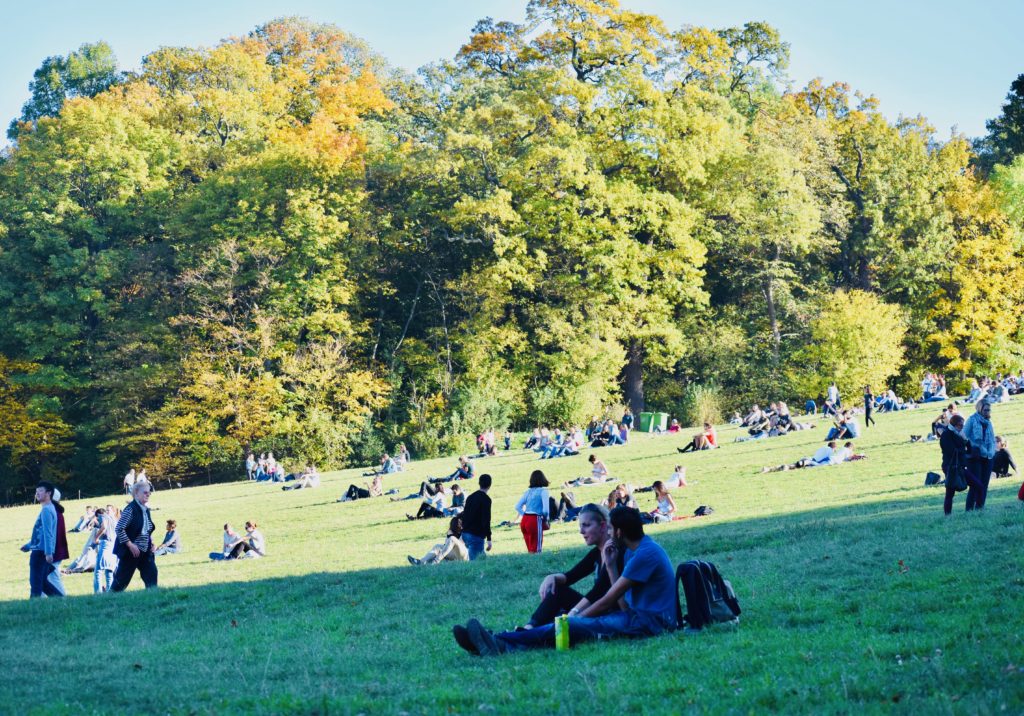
[
  {"left": 654, "top": 412, "right": 670, "bottom": 432},
  {"left": 638, "top": 412, "right": 654, "bottom": 432}
]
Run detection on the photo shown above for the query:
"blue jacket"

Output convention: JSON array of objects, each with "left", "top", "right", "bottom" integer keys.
[{"left": 963, "top": 413, "right": 996, "bottom": 459}]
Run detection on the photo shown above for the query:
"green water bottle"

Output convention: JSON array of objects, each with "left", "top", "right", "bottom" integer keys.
[{"left": 555, "top": 614, "right": 570, "bottom": 651}]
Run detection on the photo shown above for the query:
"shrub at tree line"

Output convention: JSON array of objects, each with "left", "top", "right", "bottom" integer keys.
[{"left": 2, "top": 2, "right": 1024, "bottom": 500}]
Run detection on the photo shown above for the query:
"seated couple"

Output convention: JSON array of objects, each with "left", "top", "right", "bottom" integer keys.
[
  {"left": 677, "top": 423, "right": 717, "bottom": 453},
  {"left": 282, "top": 466, "right": 320, "bottom": 491},
  {"left": 453, "top": 505, "right": 677, "bottom": 655},
  {"left": 364, "top": 453, "right": 401, "bottom": 477},
  {"left": 408, "top": 516, "right": 468, "bottom": 565},
  {"left": 407, "top": 483, "right": 465, "bottom": 520},
  {"left": 825, "top": 412, "right": 860, "bottom": 441},
  {"left": 210, "top": 522, "right": 266, "bottom": 560},
  {"left": 762, "top": 441, "right": 864, "bottom": 472}
]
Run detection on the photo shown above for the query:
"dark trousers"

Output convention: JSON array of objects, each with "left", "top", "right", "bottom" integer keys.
[
  {"left": 528, "top": 583, "right": 584, "bottom": 627},
  {"left": 966, "top": 457, "right": 993, "bottom": 511},
  {"left": 415, "top": 502, "right": 443, "bottom": 519},
  {"left": 864, "top": 409, "right": 875, "bottom": 427},
  {"left": 29, "top": 550, "right": 63, "bottom": 598},
  {"left": 346, "top": 485, "right": 371, "bottom": 500},
  {"left": 943, "top": 484, "right": 957, "bottom": 515},
  {"left": 111, "top": 549, "right": 158, "bottom": 591}
]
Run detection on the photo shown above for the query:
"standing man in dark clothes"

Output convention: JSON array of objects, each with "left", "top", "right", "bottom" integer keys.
[
  {"left": 863, "top": 385, "right": 875, "bottom": 428},
  {"left": 460, "top": 474, "right": 493, "bottom": 560}
]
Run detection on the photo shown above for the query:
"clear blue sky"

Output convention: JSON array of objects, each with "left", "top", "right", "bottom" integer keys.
[{"left": 2, "top": 0, "right": 1021, "bottom": 144}]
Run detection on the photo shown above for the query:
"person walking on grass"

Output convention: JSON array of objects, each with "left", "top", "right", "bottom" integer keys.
[
  {"left": 515, "top": 470, "right": 550, "bottom": 554},
  {"left": 20, "top": 481, "right": 68, "bottom": 598},
  {"left": 460, "top": 474, "right": 493, "bottom": 560},
  {"left": 963, "top": 400, "right": 996, "bottom": 511},
  {"left": 453, "top": 506, "right": 675, "bottom": 655},
  {"left": 111, "top": 480, "right": 158, "bottom": 591}
]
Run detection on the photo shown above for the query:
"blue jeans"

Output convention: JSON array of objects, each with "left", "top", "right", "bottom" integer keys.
[
  {"left": 94, "top": 539, "right": 114, "bottom": 593},
  {"left": 29, "top": 551, "right": 64, "bottom": 598},
  {"left": 495, "top": 609, "right": 668, "bottom": 651},
  {"left": 463, "top": 533, "right": 486, "bottom": 561}
]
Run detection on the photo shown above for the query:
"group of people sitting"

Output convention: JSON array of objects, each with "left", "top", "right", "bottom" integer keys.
[
  {"left": 732, "top": 402, "right": 815, "bottom": 441},
  {"left": 965, "top": 375, "right": 1022, "bottom": 404},
  {"left": 247, "top": 453, "right": 285, "bottom": 482},
  {"left": 210, "top": 522, "right": 266, "bottom": 560},
  {"left": 475, "top": 429, "right": 512, "bottom": 457}
]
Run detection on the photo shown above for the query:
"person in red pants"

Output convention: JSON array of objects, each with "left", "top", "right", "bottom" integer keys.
[{"left": 514, "top": 470, "right": 550, "bottom": 553}]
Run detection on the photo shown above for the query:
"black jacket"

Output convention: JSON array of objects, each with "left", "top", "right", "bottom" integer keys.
[
  {"left": 114, "top": 500, "right": 155, "bottom": 558},
  {"left": 460, "top": 490, "right": 492, "bottom": 540},
  {"left": 939, "top": 428, "right": 969, "bottom": 477}
]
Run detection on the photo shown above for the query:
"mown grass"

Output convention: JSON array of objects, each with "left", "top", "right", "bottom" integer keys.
[{"left": 2, "top": 402, "right": 1023, "bottom": 715}]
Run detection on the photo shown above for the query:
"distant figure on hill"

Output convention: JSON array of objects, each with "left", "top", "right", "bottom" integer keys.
[
  {"left": 123, "top": 468, "right": 136, "bottom": 494},
  {"left": 340, "top": 474, "right": 384, "bottom": 502},
  {"left": 154, "top": 519, "right": 181, "bottom": 556},
  {"left": 431, "top": 456, "right": 474, "bottom": 483},
  {"left": 678, "top": 422, "right": 717, "bottom": 453},
  {"left": 282, "top": 465, "right": 320, "bottom": 491}
]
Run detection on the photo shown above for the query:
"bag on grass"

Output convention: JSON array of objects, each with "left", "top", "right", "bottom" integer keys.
[
  {"left": 674, "top": 560, "right": 740, "bottom": 631},
  {"left": 924, "top": 471, "right": 943, "bottom": 486},
  {"left": 693, "top": 505, "right": 714, "bottom": 517}
]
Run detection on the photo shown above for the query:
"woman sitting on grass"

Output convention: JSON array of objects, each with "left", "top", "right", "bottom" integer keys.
[
  {"left": 408, "top": 484, "right": 450, "bottom": 520},
  {"left": 644, "top": 482, "right": 676, "bottom": 523},
  {"left": 993, "top": 436, "right": 1017, "bottom": 478},
  {"left": 154, "top": 520, "right": 181, "bottom": 556},
  {"left": 678, "top": 423, "right": 718, "bottom": 453},
  {"left": 282, "top": 466, "right": 320, "bottom": 490},
  {"left": 407, "top": 516, "right": 468, "bottom": 565}
]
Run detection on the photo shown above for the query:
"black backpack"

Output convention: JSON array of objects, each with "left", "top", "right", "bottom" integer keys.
[
  {"left": 924, "top": 471, "right": 943, "bottom": 486},
  {"left": 675, "top": 560, "right": 741, "bottom": 631}
]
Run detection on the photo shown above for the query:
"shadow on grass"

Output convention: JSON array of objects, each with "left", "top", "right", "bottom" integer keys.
[{"left": 1, "top": 484, "right": 1022, "bottom": 714}]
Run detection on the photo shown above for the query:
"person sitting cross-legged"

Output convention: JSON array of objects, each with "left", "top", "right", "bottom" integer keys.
[{"left": 453, "top": 506, "right": 676, "bottom": 655}]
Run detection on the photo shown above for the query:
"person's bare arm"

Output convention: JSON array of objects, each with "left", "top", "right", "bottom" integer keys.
[{"left": 578, "top": 576, "right": 633, "bottom": 618}]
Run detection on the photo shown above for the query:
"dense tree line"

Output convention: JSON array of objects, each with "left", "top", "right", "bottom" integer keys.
[{"left": 2, "top": 2, "right": 1024, "bottom": 499}]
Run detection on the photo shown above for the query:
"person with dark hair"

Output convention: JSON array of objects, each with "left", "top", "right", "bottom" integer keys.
[
  {"left": 20, "top": 481, "right": 67, "bottom": 598},
  {"left": 111, "top": 480, "right": 158, "bottom": 591},
  {"left": 514, "top": 470, "right": 550, "bottom": 553},
  {"left": 408, "top": 516, "right": 468, "bottom": 565},
  {"left": 453, "top": 506, "right": 676, "bottom": 655},
  {"left": 154, "top": 520, "right": 181, "bottom": 556},
  {"left": 863, "top": 386, "right": 875, "bottom": 427},
  {"left": 430, "top": 456, "right": 474, "bottom": 483},
  {"left": 92, "top": 507, "right": 118, "bottom": 592},
  {"left": 940, "top": 414, "right": 969, "bottom": 516},
  {"left": 460, "top": 474, "right": 493, "bottom": 560}
]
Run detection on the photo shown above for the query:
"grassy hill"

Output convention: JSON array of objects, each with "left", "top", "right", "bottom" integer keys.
[{"left": 2, "top": 402, "right": 1023, "bottom": 714}]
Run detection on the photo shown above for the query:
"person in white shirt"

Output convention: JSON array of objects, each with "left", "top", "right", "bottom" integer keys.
[{"left": 514, "top": 471, "right": 551, "bottom": 553}]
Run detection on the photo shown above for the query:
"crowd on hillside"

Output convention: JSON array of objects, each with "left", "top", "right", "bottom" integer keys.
[{"left": 21, "top": 368, "right": 1024, "bottom": 666}]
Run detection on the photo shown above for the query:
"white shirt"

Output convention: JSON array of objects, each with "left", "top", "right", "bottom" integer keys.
[{"left": 810, "top": 446, "right": 834, "bottom": 464}]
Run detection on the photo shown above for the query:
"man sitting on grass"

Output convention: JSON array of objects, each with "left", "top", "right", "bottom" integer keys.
[{"left": 452, "top": 506, "right": 676, "bottom": 655}]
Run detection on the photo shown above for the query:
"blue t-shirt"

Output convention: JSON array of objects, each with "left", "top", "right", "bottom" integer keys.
[{"left": 622, "top": 535, "right": 676, "bottom": 625}]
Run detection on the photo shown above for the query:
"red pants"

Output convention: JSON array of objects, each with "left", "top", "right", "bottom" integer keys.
[
  {"left": 520, "top": 513, "right": 544, "bottom": 553},
  {"left": 1018, "top": 480, "right": 1024, "bottom": 501}
]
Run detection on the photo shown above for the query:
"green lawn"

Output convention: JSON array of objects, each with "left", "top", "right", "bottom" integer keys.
[{"left": 2, "top": 402, "right": 1023, "bottom": 714}]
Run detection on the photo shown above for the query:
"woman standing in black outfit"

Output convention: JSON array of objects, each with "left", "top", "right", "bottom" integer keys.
[
  {"left": 940, "top": 414, "right": 969, "bottom": 515},
  {"left": 863, "top": 385, "right": 876, "bottom": 428}
]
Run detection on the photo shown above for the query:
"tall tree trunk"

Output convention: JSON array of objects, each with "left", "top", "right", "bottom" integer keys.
[
  {"left": 764, "top": 248, "right": 781, "bottom": 360},
  {"left": 624, "top": 340, "right": 645, "bottom": 415}
]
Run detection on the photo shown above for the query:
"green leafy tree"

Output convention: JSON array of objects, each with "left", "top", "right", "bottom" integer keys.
[
  {"left": 792, "top": 290, "right": 907, "bottom": 396},
  {"left": 8, "top": 41, "right": 123, "bottom": 140},
  {"left": 976, "top": 74, "right": 1024, "bottom": 172}
]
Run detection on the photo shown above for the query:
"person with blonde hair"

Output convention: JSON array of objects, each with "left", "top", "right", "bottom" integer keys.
[{"left": 111, "top": 480, "right": 158, "bottom": 591}]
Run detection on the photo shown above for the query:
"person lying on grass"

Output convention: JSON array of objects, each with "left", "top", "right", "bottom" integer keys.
[
  {"left": 453, "top": 506, "right": 675, "bottom": 655},
  {"left": 563, "top": 455, "right": 610, "bottom": 487},
  {"left": 340, "top": 474, "right": 384, "bottom": 502},
  {"left": 761, "top": 441, "right": 865, "bottom": 472},
  {"left": 408, "top": 516, "right": 468, "bottom": 565},
  {"left": 637, "top": 466, "right": 687, "bottom": 492},
  {"left": 429, "top": 456, "right": 474, "bottom": 483},
  {"left": 282, "top": 465, "right": 320, "bottom": 490}
]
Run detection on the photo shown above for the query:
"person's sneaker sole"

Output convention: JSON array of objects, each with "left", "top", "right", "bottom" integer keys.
[
  {"left": 467, "top": 618, "right": 501, "bottom": 656},
  {"left": 452, "top": 624, "right": 478, "bottom": 655}
]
